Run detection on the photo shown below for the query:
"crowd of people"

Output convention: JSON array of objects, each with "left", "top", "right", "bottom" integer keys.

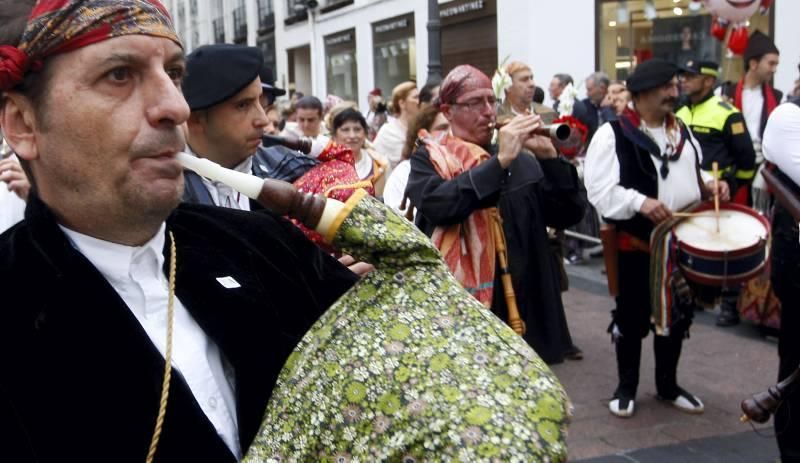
[{"left": 1, "top": 0, "right": 799, "bottom": 461}]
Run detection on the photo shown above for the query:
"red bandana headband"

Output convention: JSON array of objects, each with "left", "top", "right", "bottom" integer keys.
[
  {"left": 438, "top": 64, "right": 492, "bottom": 106},
  {"left": 0, "top": 0, "right": 180, "bottom": 92}
]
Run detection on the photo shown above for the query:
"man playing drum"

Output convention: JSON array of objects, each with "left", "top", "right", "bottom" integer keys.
[{"left": 584, "top": 59, "right": 729, "bottom": 418}]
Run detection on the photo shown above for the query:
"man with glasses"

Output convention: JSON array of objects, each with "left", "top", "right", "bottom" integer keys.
[{"left": 406, "top": 65, "right": 585, "bottom": 365}]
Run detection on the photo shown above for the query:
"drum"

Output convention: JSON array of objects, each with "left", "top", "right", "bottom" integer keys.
[{"left": 673, "top": 202, "right": 770, "bottom": 286}]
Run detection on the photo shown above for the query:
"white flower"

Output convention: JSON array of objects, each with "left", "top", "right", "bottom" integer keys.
[
  {"left": 495, "top": 392, "right": 512, "bottom": 406},
  {"left": 558, "top": 82, "right": 581, "bottom": 116},
  {"left": 492, "top": 68, "right": 512, "bottom": 103}
]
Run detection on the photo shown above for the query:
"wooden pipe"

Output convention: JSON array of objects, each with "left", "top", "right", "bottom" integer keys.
[
  {"left": 261, "top": 133, "right": 313, "bottom": 155},
  {"left": 489, "top": 209, "right": 526, "bottom": 336},
  {"left": 176, "top": 152, "right": 325, "bottom": 228},
  {"left": 740, "top": 367, "right": 800, "bottom": 423}
]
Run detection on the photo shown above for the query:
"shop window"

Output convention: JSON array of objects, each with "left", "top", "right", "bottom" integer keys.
[
  {"left": 372, "top": 13, "right": 417, "bottom": 97},
  {"left": 325, "top": 29, "right": 358, "bottom": 102},
  {"left": 598, "top": 0, "right": 771, "bottom": 83}
]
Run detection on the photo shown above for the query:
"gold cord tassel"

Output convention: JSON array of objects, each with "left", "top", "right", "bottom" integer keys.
[{"left": 146, "top": 231, "right": 177, "bottom": 463}]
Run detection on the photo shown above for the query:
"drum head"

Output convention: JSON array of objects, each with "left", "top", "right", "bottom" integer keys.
[{"left": 674, "top": 209, "right": 768, "bottom": 253}]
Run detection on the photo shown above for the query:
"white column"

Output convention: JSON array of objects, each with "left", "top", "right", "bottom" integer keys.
[
  {"left": 310, "top": 10, "right": 321, "bottom": 97},
  {"left": 774, "top": 1, "right": 800, "bottom": 99},
  {"left": 223, "top": 0, "right": 235, "bottom": 43},
  {"left": 497, "top": 0, "right": 595, "bottom": 106},
  {"left": 183, "top": 0, "right": 193, "bottom": 50},
  {"left": 274, "top": 0, "right": 291, "bottom": 94},
  {"left": 197, "top": 0, "right": 212, "bottom": 47},
  {"left": 414, "top": 0, "right": 429, "bottom": 86},
  {"left": 356, "top": 21, "right": 373, "bottom": 110},
  {"left": 246, "top": 0, "right": 258, "bottom": 46}
]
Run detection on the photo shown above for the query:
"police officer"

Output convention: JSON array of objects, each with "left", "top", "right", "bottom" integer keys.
[{"left": 677, "top": 60, "right": 756, "bottom": 327}]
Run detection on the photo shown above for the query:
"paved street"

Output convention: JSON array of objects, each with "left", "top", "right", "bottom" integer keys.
[{"left": 553, "top": 255, "right": 781, "bottom": 462}]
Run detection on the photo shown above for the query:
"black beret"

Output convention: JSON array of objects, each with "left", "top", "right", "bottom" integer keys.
[
  {"left": 744, "top": 30, "right": 779, "bottom": 64},
  {"left": 183, "top": 44, "right": 263, "bottom": 111},
  {"left": 626, "top": 58, "right": 678, "bottom": 93},
  {"left": 679, "top": 60, "right": 719, "bottom": 78},
  {"left": 259, "top": 65, "right": 286, "bottom": 97}
]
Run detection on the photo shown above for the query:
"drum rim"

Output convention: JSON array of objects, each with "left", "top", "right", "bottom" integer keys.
[
  {"left": 674, "top": 202, "right": 771, "bottom": 258},
  {"left": 680, "top": 262, "right": 767, "bottom": 286}
]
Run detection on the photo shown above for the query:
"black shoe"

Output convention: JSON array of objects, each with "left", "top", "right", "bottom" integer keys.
[
  {"left": 716, "top": 303, "right": 740, "bottom": 327},
  {"left": 565, "top": 345, "right": 583, "bottom": 361}
]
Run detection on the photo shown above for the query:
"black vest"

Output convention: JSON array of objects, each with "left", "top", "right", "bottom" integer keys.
[{"left": 605, "top": 118, "right": 701, "bottom": 241}]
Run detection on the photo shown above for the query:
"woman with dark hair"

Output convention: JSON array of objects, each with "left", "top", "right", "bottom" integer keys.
[
  {"left": 383, "top": 105, "right": 449, "bottom": 217},
  {"left": 332, "top": 108, "right": 389, "bottom": 197}
]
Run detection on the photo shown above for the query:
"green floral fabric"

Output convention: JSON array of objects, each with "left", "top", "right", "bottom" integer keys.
[{"left": 244, "top": 195, "right": 571, "bottom": 462}]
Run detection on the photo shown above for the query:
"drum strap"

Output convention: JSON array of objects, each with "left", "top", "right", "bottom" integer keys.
[{"left": 680, "top": 121, "right": 711, "bottom": 201}]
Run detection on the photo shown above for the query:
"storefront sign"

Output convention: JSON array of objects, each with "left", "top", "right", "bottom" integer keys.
[
  {"left": 325, "top": 33, "right": 353, "bottom": 46},
  {"left": 375, "top": 19, "right": 409, "bottom": 34},
  {"left": 440, "top": 0, "right": 484, "bottom": 18}
]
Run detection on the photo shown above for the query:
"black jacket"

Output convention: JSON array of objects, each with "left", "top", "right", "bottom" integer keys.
[
  {"left": 406, "top": 146, "right": 584, "bottom": 363},
  {"left": 0, "top": 194, "right": 357, "bottom": 462}
]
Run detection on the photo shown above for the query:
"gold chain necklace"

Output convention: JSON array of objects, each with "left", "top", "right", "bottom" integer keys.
[{"left": 146, "top": 230, "right": 177, "bottom": 463}]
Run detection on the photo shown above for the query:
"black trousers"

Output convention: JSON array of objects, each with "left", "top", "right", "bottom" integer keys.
[
  {"left": 770, "top": 203, "right": 800, "bottom": 462},
  {"left": 613, "top": 250, "right": 690, "bottom": 400}
]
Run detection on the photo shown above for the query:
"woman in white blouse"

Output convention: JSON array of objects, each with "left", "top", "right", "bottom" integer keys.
[
  {"left": 372, "top": 81, "right": 419, "bottom": 170},
  {"left": 331, "top": 108, "right": 389, "bottom": 197}
]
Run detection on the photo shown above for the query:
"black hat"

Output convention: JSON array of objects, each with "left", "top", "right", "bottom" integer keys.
[
  {"left": 679, "top": 60, "right": 719, "bottom": 78},
  {"left": 259, "top": 65, "right": 286, "bottom": 97},
  {"left": 626, "top": 58, "right": 678, "bottom": 93},
  {"left": 183, "top": 44, "right": 263, "bottom": 111},
  {"left": 744, "top": 30, "right": 779, "bottom": 64}
]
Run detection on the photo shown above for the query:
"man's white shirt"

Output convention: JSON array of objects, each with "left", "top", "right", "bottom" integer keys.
[
  {"left": 763, "top": 102, "right": 800, "bottom": 187},
  {"left": 742, "top": 86, "right": 765, "bottom": 145},
  {"left": 584, "top": 122, "right": 711, "bottom": 220},
  {"left": 60, "top": 224, "right": 242, "bottom": 459}
]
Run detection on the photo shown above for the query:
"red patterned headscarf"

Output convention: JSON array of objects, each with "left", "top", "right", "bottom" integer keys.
[
  {"left": 0, "top": 0, "right": 180, "bottom": 91},
  {"left": 437, "top": 64, "right": 492, "bottom": 107}
]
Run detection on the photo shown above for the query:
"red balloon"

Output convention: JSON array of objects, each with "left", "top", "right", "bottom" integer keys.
[
  {"left": 728, "top": 26, "right": 749, "bottom": 55},
  {"left": 711, "top": 18, "right": 727, "bottom": 41}
]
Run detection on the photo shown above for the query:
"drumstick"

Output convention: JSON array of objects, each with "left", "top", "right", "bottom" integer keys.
[{"left": 712, "top": 161, "right": 720, "bottom": 233}]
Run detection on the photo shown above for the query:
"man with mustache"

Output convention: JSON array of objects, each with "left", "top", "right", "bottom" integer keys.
[
  {"left": 585, "top": 59, "right": 729, "bottom": 418},
  {"left": 181, "top": 44, "right": 317, "bottom": 207},
  {"left": 677, "top": 60, "right": 756, "bottom": 327},
  {"left": 0, "top": 1, "right": 357, "bottom": 461},
  {"left": 406, "top": 64, "right": 585, "bottom": 365}
]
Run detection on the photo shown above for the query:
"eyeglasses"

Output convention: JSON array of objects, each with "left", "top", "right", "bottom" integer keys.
[{"left": 450, "top": 96, "right": 498, "bottom": 111}]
